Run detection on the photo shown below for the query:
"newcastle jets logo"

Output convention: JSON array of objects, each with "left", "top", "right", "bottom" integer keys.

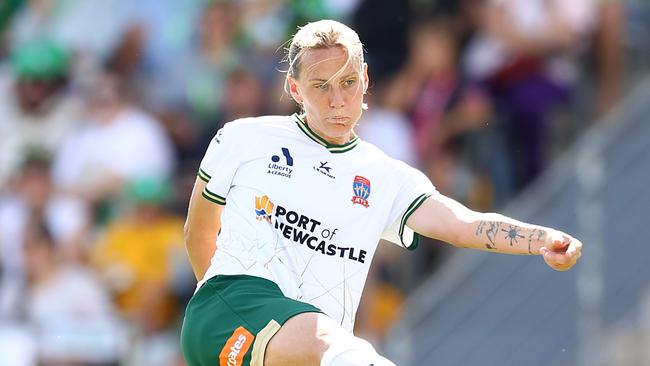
[
  {"left": 351, "top": 175, "right": 370, "bottom": 208},
  {"left": 313, "top": 161, "right": 335, "bottom": 179}
]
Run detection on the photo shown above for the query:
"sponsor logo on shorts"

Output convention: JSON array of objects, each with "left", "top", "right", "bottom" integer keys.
[{"left": 219, "top": 326, "right": 254, "bottom": 366}]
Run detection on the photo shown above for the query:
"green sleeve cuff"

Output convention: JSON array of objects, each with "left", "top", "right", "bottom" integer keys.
[{"left": 398, "top": 193, "right": 432, "bottom": 250}]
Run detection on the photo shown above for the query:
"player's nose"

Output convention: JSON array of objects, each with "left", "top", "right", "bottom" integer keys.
[{"left": 329, "top": 87, "right": 345, "bottom": 108}]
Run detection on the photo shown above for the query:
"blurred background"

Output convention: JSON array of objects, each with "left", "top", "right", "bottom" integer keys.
[{"left": 0, "top": 0, "right": 647, "bottom": 365}]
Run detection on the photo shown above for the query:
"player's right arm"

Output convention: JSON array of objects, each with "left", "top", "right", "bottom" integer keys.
[
  {"left": 184, "top": 176, "right": 224, "bottom": 281},
  {"left": 407, "top": 194, "right": 582, "bottom": 271}
]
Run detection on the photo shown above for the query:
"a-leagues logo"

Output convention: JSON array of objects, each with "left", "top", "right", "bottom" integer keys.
[
  {"left": 351, "top": 175, "right": 371, "bottom": 208},
  {"left": 313, "top": 161, "right": 335, "bottom": 179},
  {"left": 268, "top": 147, "right": 293, "bottom": 178},
  {"left": 255, "top": 195, "right": 275, "bottom": 222}
]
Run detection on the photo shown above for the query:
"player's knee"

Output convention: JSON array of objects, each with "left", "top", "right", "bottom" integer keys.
[
  {"left": 264, "top": 313, "right": 395, "bottom": 366},
  {"left": 320, "top": 337, "right": 396, "bottom": 366}
]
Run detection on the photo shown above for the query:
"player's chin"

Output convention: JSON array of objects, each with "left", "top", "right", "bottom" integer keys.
[{"left": 328, "top": 120, "right": 354, "bottom": 133}]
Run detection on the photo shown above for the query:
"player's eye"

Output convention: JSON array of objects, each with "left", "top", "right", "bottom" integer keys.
[
  {"left": 343, "top": 79, "right": 356, "bottom": 87},
  {"left": 315, "top": 83, "right": 329, "bottom": 91}
]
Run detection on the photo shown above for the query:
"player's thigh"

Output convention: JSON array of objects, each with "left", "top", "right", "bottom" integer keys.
[
  {"left": 182, "top": 275, "right": 324, "bottom": 366},
  {"left": 264, "top": 311, "right": 351, "bottom": 366}
]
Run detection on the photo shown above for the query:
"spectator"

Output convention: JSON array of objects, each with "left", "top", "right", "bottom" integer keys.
[
  {"left": 23, "top": 220, "right": 124, "bottom": 365},
  {"left": 463, "top": 0, "right": 598, "bottom": 184},
  {"left": 388, "top": 18, "right": 497, "bottom": 207},
  {"left": 8, "top": 0, "right": 130, "bottom": 62},
  {"left": 147, "top": 0, "right": 248, "bottom": 169},
  {"left": 356, "top": 77, "right": 418, "bottom": 167},
  {"left": 150, "top": 0, "right": 246, "bottom": 121},
  {"left": 222, "top": 67, "right": 266, "bottom": 121},
  {"left": 0, "top": 153, "right": 90, "bottom": 321},
  {"left": 0, "top": 39, "right": 83, "bottom": 189},
  {"left": 106, "top": 0, "right": 205, "bottom": 105},
  {"left": 52, "top": 71, "right": 175, "bottom": 209},
  {"left": 90, "top": 177, "right": 188, "bottom": 335}
]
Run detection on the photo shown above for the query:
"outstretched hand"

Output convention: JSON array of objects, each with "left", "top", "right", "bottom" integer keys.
[{"left": 539, "top": 231, "right": 582, "bottom": 271}]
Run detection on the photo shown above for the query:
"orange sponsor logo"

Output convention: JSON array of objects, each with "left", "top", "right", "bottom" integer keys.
[{"left": 219, "top": 326, "right": 254, "bottom": 366}]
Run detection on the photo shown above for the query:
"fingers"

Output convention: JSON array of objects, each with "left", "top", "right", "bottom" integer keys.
[
  {"left": 545, "top": 231, "right": 571, "bottom": 253},
  {"left": 541, "top": 250, "right": 572, "bottom": 271},
  {"left": 565, "top": 238, "right": 583, "bottom": 257},
  {"left": 540, "top": 236, "right": 583, "bottom": 271}
]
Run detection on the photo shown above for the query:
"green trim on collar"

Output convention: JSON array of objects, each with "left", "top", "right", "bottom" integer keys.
[
  {"left": 293, "top": 114, "right": 359, "bottom": 153},
  {"left": 399, "top": 193, "right": 432, "bottom": 250}
]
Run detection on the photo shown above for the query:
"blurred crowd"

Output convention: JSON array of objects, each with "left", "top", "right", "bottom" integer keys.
[{"left": 0, "top": 0, "right": 633, "bottom": 364}]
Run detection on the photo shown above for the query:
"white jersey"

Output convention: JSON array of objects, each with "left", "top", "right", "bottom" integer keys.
[{"left": 198, "top": 114, "right": 436, "bottom": 331}]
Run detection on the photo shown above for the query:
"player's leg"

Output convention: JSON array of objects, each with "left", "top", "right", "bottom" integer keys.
[
  {"left": 181, "top": 275, "right": 325, "bottom": 366},
  {"left": 264, "top": 312, "right": 396, "bottom": 366}
]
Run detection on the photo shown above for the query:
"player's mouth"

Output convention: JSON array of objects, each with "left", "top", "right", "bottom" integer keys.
[{"left": 329, "top": 116, "right": 350, "bottom": 124}]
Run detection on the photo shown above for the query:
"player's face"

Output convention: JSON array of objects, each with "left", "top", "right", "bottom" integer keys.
[{"left": 288, "top": 46, "right": 368, "bottom": 145}]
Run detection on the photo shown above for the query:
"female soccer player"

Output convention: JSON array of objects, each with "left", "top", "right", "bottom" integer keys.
[{"left": 181, "top": 19, "right": 582, "bottom": 366}]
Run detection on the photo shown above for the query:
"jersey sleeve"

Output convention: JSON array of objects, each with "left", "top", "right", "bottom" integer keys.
[
  {"left": 381, "top": 161, "right": 437, "bottom": 250},
  {"left": 197, "top": 123, "right": 242, "bottom": 205}
]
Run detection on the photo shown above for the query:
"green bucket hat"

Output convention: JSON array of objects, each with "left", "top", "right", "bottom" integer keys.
[
  {"left": 10, "top": 39, "right": 70, "bottom": 79},
  {"left": 126, "top": 177, "right": 172, "bottom": 205}
]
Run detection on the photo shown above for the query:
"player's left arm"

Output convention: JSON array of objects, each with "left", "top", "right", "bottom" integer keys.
[{"left": 406, "top": 194, "right": 582, "bottom": 271}]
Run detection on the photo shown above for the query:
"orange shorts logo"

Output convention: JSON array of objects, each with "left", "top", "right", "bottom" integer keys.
[{"left": 219, "top": 326, "right": 254, "bottom": 366}]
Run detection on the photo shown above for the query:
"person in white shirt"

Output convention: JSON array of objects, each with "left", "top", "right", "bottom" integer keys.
[
  {"left": 52, "top": 71, "right": 175, "bottom": 205},
  {"left": 0, "top": 40, "right": 83, "bottom": 190},
  {"left": 23, "top": 221, "right": 124, "bottom": 365},
  {"left": 181, "top": 19, "right": 582, "bottom": 366}
]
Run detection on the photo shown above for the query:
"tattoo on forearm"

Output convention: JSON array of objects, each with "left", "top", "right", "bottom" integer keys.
[
  {"left": 502, "top": 225, "right": 525, "bottom": 247},
  {"left": 476, "top": 220, "right": 501, "bottom": 250},
  {"left": 527, "top": 229, "right": 547, "bottom": 254}
]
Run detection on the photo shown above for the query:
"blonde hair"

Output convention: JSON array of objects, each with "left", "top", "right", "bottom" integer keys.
[{"left": 284, "top": 20, "right": 364, "bottom": 93}]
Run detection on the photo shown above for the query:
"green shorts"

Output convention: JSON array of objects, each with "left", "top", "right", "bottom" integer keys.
[{"left": 181, "top": 274, "right": 322, "bottom": 366}]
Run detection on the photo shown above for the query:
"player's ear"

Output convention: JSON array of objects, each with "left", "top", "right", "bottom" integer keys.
[
  {"left": 362, "top": 63, "right": 369, "bottom": 94},
  {"left": 287, "top": 75, "right": 303, "bottom": 105}
]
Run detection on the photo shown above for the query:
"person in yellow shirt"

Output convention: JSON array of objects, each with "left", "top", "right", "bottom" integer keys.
[{"left": 92, "top": 177, "right": 187, "bottom": 333}]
